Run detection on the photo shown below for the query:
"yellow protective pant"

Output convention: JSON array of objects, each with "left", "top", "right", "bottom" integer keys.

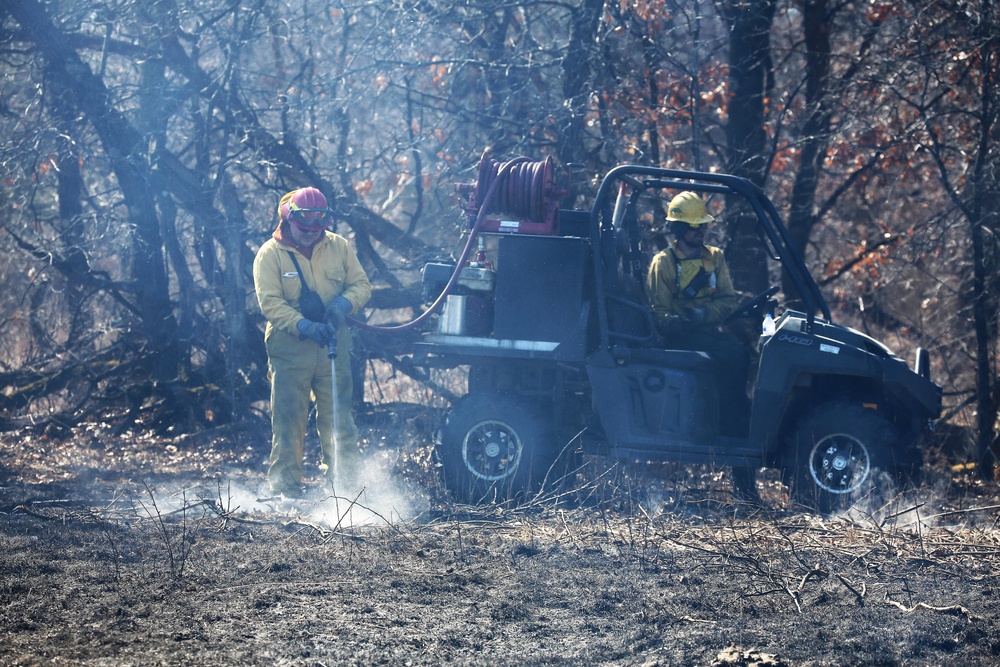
[{"left": 265, "top": 326, "right": 361, "bottom": 493}]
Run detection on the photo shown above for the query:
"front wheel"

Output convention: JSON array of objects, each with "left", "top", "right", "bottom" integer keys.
[
  {"left": 782, "top": 401, "right": 914, "bottom": 515},
  {"left": 439, "top": 392, "right": 554, "bottom": 504}
]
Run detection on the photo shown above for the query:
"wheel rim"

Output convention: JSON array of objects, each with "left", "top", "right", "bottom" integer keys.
[
  {"left": 462, "top": 419, "right": 523, "bottom": 482},
  {"left": 808, "top": 433, "right": 872, "bottom": 494}
]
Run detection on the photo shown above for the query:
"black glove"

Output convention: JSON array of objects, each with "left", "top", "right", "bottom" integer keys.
[
  {"left": 684, "top": 307, "right": 706, "bottom": 324},
  {"left": 325, "top": 296, "right": 353, "bottom": 328},
  {"left": 296, "top": 319, "right": 335, "bottom": 346},
  {"left": 659, "top": 315, "right": 687, "bottom": 337}
]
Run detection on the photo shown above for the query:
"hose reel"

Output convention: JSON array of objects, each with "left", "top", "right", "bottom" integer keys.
[{"left": 459, "top": 149, "right": 566, "bottom": 235}]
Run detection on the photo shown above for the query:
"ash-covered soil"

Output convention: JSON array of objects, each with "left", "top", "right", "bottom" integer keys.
[{"left": 1, "top": 410, "right": 999, "bottom": 666}]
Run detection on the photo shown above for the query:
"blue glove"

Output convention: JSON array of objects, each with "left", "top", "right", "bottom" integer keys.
[
  {"left": 296, "top": 319, "right": 335, "bottom": 346},
  {"left": 325, "top": 296, "right": 353, "bottom": 327}
]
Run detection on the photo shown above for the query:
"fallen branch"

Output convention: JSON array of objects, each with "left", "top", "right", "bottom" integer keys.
[
  {"left": 883, "top": 594, "right": 985, "bottom": 622},
  {"left": 922, "top": 504, "right": 1000, "bottom": 521},
  {"left": 879, "top": 502, "right": 927, "bottom": 526},
  {"left": 0, "top": 497, "right": 139, "bottom": 516},
  {"left": 836, "top": 573, "right": 866, "bottom": 606},
  {"left": 6, "top": 504, "right": 60, "bottom": 520},
  {"left": 170, "top": 421, "right": 252, "bottom": 447}
]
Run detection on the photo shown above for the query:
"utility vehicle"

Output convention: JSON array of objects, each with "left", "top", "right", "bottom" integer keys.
[{"left": 408, "top": 154, "right": 942, "bottom": 513}]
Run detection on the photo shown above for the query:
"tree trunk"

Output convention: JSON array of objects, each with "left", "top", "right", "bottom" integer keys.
[
  {"left": 557, "top": 0, "right": 605, "bottom": 166},
  {"left": 784, "top": 0, "right": 831, "bottom": 309},
  {"left": 971, "top": 10, "right": 1000, "bottom": 475},
  {"left": 721, "top": 0, "right": 776, "bottom": 294}
]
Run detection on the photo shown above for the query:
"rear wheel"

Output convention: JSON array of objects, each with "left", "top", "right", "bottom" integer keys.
[
  {"left": 439, "top": 392, "right": 554, "bottom": 504},
  {"left": 782, "top": 401, "right": 913, "bottom": 515}
]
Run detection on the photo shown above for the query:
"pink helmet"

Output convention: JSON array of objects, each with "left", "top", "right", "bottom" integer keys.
[{"left": 278, "top": 187, "right": 331, "bottom": 229}]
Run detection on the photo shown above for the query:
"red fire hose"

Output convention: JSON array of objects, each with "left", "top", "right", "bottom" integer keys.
[{"left": 350, "top": 154, "right": 539, "bottom": 334}]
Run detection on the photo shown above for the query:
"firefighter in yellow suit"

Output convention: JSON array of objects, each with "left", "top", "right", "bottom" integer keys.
[
  {"left": 647, "top": 191, "right": 737, "bottom": 331},
  {"left": 647, "top": 191, "right": 749, "bottom": 437},
  {"left": 253, "top": 187, "right": 372, "bottom": 499}
]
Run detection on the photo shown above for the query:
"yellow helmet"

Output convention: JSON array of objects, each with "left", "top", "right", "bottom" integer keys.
[{"left": 666, "top": 191, "right": 714, "bottom": 226}]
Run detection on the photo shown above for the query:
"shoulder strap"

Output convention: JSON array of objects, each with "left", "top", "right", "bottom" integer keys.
[
  {"left": 669, "top": 248, "right": 684, "bottom": 295},
  {"left": 286, "top": 251, "right": 308, "bottom": 291},
  {"left": 285, "top": 251, "right": 327, "bottom": 321},
  {"left": 671, "top": 247, "right": 717, "bottom": 300}
]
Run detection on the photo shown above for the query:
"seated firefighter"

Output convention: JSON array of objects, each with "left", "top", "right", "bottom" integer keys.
[{"left": 646, "top": 191, "right": 750, "bottom": 435}]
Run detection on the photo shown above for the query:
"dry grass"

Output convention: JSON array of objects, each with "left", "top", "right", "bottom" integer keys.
[{"left": 1, "top": 410, "right": 1000, "bottom": 665}]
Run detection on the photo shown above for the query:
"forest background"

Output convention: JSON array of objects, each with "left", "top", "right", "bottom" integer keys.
[{"left": 1, "top": 0, "right": 997, "bottom": 472}]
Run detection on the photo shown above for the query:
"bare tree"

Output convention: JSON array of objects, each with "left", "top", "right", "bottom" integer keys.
[
  {"left": 0, "top": 0, "right": 994, "bottom": 457},
  {"left": 0, "top": 0, "right": 619, "bottom": 431},
  {"left": 897, "top": 1, "right": 1000, "bottom": 470}
]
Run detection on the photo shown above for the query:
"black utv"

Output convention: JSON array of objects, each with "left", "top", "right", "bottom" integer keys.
[{"left": 409, "top": 157, "right": 942, "bottom": 514}]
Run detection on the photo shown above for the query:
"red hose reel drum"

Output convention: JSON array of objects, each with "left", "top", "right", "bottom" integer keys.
[{"left": 460, "top": 149, "right": 567, "bottom": 235}]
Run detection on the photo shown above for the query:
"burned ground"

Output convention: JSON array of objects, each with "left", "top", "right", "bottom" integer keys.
[{"left": 1, "top": 411, "right": 999, "bottom": 666}]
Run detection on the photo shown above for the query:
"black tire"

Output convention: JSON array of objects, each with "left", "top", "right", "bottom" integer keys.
[
  {"left": 439, "top": 392, "right": 554, "bottom": 504},
  {"left": 782, "top": 401, "right": 913, "bottom": 515}
]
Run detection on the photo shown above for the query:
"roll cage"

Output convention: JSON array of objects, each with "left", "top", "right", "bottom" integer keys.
[{"left": 586, "top": 166, "right": 831, "bottom": 351}]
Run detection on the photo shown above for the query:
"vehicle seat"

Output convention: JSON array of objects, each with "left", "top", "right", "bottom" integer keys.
[{"left": 607, "top": 238, "right": 659, "bottom": 345}]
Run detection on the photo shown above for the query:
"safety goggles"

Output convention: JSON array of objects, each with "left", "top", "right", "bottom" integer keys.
[{"left": 288, "top": 206, "right": 333, "bottom": 230}]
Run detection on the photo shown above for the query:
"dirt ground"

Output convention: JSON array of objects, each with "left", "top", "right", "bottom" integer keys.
[{"left": 2, "top": 408, "right": 999, "bottom": 666}]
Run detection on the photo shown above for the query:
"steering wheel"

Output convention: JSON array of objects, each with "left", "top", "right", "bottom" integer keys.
[{"left": 722, "top": 285, "right": 780, "bottom": 325}]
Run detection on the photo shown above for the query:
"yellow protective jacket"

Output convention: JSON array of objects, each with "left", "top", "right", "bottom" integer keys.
[
  {"left": 646, "top": 243, "right": 736, "bottom": 331},
  {"left": 253, "top": 232, "right": 372, "bottom": 340}
]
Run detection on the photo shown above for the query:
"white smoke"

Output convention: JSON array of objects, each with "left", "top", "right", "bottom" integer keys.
[
  {"left": 200, "top": 454, "right": 431, "bottom": 529},
  {"left": 129, "top": 451, "right": 428, "bottom": 531},
  {"left": 294, "top": 458, "right": 430, "bottom": 528},
  {"left": 837, "top": 468, "right": 992, "bottom": 532}
]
